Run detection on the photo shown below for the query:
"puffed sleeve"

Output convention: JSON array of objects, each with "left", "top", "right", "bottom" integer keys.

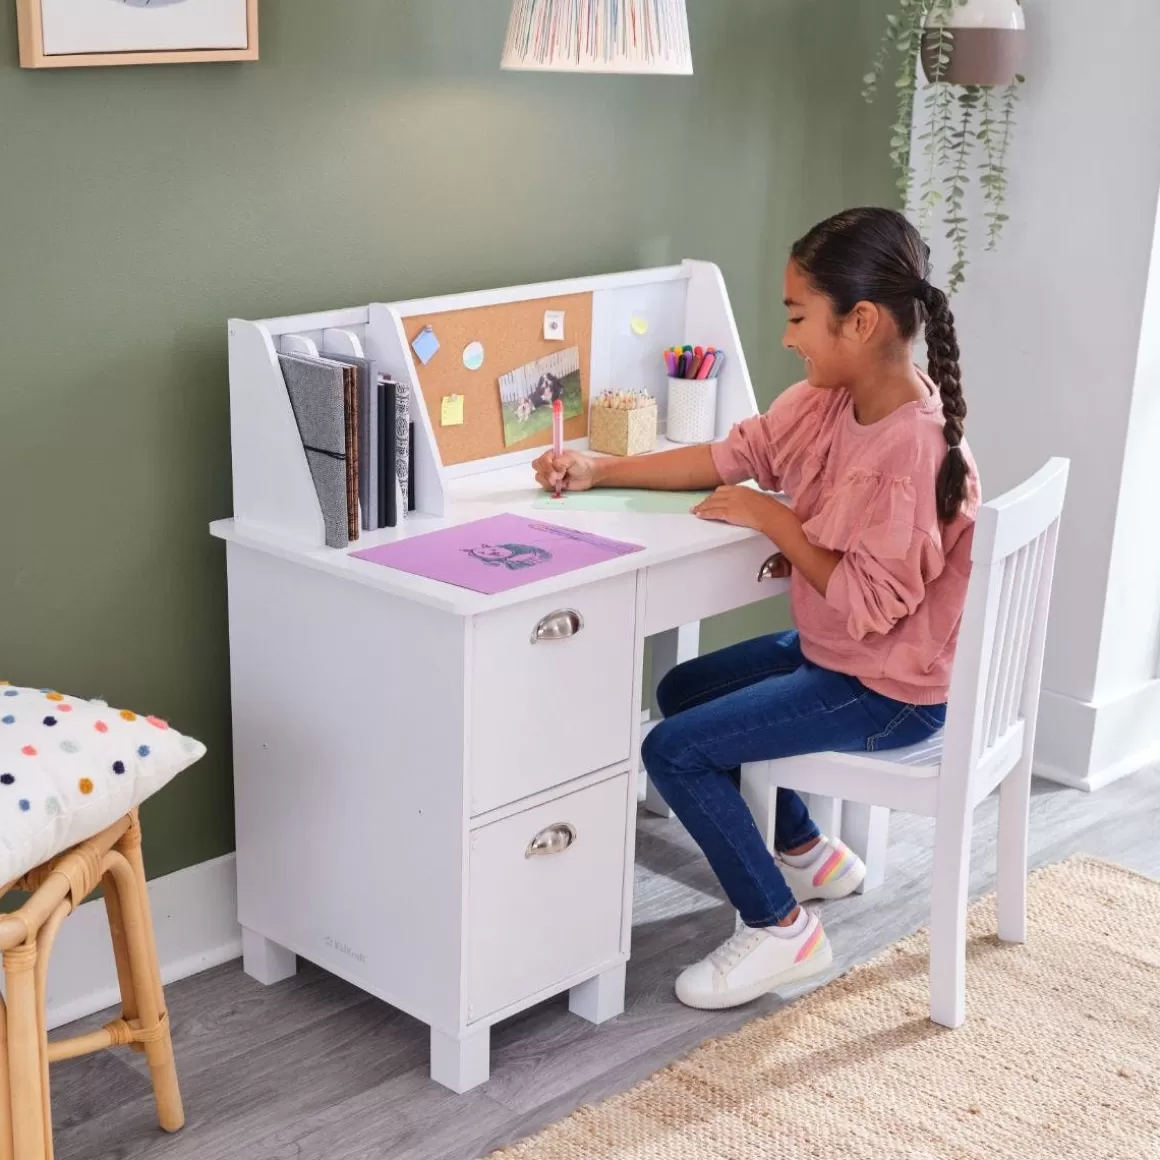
[
  {"left": 810, "top": 473, "right": 945, "bottom": 640},
  {"left": 710, "top": 382, "right": 828, "bottom": 493}
]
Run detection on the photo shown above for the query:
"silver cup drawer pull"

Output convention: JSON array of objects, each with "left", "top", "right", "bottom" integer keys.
[
  {"left": 531, "top": 609, "right": 584, "bottom": 643},
  {"left": 525, "top": 823, "right": 578, "bottom": 858},
  {"left": 757, "top": 554, "right": 783, "bottom": 582}
]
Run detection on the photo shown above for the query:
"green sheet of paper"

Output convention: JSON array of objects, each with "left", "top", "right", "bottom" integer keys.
[{"left": 532, "top": 489, "right": 711, "bottom": 515}]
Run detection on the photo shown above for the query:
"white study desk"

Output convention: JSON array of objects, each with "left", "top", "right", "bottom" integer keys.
[
  {"left": 211, "top": 462, "right": 789, "bottom": 1093},
  {"left": 214, "top": 261, "right": 786, "bottom": 1091}
]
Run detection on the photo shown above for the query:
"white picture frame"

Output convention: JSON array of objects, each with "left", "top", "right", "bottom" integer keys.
[{"left": 16, "top": 0, "right": 258, "bottom": 68}]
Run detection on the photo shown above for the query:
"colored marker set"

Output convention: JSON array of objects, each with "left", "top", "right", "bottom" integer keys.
[{"left": 664, "top": 346, "right": 725, "bottom": 380}]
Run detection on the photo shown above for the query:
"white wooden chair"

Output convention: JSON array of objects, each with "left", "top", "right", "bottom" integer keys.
[{"left": 740, "top": 458, "right": 1070, "bottom": 1028}]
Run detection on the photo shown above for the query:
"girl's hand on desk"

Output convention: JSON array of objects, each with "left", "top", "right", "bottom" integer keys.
[
  {"left": 693, "top": 486, "right": 788, "bottom": 533},
  {"left": 533, "top": 450, "right": 596, "bottom": 493}
]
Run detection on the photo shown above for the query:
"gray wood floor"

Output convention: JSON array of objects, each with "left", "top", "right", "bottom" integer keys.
[{"left": 52, "top": 769, "right": 1160, "bottom": 1160}]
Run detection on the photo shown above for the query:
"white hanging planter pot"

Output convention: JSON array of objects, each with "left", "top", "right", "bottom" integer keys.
[{"left": 921, "top": 0, "right": 1025, "bottom": 86}]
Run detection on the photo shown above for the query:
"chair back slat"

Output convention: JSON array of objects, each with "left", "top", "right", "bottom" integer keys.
[
  {"left": 981, "top": 551, "right": 1016, "bottom": 748},
  {"left": 1002, "top": 531, "right": 1049, "bottom": 736},
  {"left": 941, "top": 459, "right": 1070, "bottom": 796},
  {"left": 989, "top": 540, "right": 1033, "bottom": 747}
]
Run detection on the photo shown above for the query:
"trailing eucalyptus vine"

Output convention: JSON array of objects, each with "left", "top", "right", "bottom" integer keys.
[{"left": 863, "top": 0, "right": 1024, "bottom": 292}]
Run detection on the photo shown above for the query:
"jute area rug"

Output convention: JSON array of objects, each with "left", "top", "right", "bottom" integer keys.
[{"left": 489, "top": 857, "right": 1159, "bottom": 1160}]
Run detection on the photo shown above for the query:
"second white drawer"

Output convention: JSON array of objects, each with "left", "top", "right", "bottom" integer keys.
[
  {"left": 467, "top": 773, "right": 631, "bottom": 1022},
  {"left": 469, "top": 573, "right": 637, "bottom": 814}
]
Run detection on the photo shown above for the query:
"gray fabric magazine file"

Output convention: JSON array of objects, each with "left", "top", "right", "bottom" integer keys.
[
  {"left": 321, "top": 350, "right": 378, "bottom": 531},
  {"left": 278, "top": 353, "right": 350, "bottom": 549}
]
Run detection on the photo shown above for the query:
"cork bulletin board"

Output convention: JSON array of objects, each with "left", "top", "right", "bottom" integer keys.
[{"left": 404, "top": 292, "right": 593, "bottom": 468}]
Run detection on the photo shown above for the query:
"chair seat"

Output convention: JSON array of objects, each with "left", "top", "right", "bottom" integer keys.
[
  {"left": 747, "top": 730, "right": 946, "bottom": 817},
  {"left": 764, "top": 729, "right": 944, "bottom": 773},
  {"left": 852, "top": 730, "right": 945, "bottom": 769}
]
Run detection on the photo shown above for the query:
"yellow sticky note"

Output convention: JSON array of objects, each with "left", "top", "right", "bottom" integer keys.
[{"left": 441, "top": 395, "right": 464, "bottom": 426}]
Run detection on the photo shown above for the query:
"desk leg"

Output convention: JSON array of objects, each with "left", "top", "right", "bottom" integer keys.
[
  {"left": 644, "top": 623, "right": 701, "bottom": 818},
  {"left": 569, "top": 962, "right": 626, "bottom": 1025},
  {"left": 242, "top": 928, "right": 297, "bottom": 985},
  {"left": 430, "top": 1025, "right": 490, "bottom": 1093}
]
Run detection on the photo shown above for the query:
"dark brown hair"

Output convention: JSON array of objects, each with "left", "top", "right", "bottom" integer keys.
[{"left": 790, "top": 207, "right": 968, "bottom": 522}]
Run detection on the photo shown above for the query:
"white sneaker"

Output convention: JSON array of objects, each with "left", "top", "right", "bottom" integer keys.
[
  {"left": 674, "top": 912, "right": 833, "bottom": 1010},
  {"left": 777, "top": 838, "right": 866, "bottom": 903}
]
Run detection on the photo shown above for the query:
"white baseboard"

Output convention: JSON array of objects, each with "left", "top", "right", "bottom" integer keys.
[
  {"left": 37, "top": 852, "right": 242, "bottom": 1031},
  {"left": 1035, "top": 678, "right": 1160, "bottom": 792}
]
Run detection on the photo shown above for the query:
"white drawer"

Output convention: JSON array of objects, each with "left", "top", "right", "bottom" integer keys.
[
  {"left": 643, "top": 536, "right": 781, "bottom": 636},
  {"left": 469, "top": 573, "right": 637, "bottom": 814},
  {"left": 467, "top": 774, "right": 630, "bottom": 1022}
]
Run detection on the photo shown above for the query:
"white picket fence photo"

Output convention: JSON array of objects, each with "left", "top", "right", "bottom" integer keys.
[{"left": 498, "top": 347, "right": 581, "bottom": 403}]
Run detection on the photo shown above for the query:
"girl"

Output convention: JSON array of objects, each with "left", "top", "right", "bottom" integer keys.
[{"left": 532, "top": 208, "right": 980, "bottom": 1010}]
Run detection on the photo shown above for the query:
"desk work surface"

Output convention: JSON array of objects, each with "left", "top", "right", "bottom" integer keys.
[{"left": 211, "top": 455, "right": 771, "bottom": 618}]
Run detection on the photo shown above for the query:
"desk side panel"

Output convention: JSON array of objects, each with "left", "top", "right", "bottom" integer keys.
[{"left": 227, "top": 544, "right": 467, "bottom": 1029}]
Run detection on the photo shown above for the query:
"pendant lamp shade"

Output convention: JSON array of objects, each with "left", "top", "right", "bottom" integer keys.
[{"left": 502, "top": 0, "right": 693, "bottom": 75}]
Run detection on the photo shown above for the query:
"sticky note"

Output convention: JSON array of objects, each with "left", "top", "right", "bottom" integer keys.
[
  {"left": 441, "top": 395, "right": 464, "bottom": 426},
  {"left": 463, "top": 341, "right": 485, "bottom": 371},
  {"left": 630, "top": 316, "right": 650, "bottom": 336},
  {"left": 412, "top": 327, "right": 440, "bottom": 366},
  {"left": 544, "top": 311, "right": 565, "bottom": 341}
]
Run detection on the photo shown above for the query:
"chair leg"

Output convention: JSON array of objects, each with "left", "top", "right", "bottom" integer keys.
[
  {"left": 929, "top": 806, "right": 973, "bottom": 1029},
  {"left": 841, "top": 803, "right": 890, "bottom": 894},
  {"left": 0, "top": 996, "right": 11, "bottom": 1160},
  {"left": 3, "top": 945, "right": 46, "bottom": 1160},
  {"left": 102, "top": 867, "right": 139, "bottom": 1028},
  {"left": 33, "top": 906, "right": 70, "bottom": 1160},
  {"left": 806, "top": 794, "right": 843, "bottom": 842},
  {"left": 996, "top": 754, "right": 1032, "bottom": 943},
  {"left": 108, "top": 822, "right": 184, "bottom": 1134}
]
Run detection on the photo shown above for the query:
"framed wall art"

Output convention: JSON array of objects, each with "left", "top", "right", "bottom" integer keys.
[{"left": 16, "top": 0, "right": 258, "bottom": 69}]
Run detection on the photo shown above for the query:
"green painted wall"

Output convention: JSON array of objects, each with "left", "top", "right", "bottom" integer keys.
[{"left": 0, "top": 2, "right": 896, "bottom": 879}]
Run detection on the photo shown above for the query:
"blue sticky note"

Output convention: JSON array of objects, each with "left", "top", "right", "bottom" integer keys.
[{"left": 412, "top": 327, "right": 440, "bottom": 366}]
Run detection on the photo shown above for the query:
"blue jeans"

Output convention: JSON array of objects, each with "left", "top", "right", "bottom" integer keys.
[{"left": 641, "top": 631, "right": 945, "bottom": 928}]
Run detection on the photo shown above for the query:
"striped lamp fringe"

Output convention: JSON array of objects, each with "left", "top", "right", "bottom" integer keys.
[{"left": 502, "top": 0, "right": 692, "bottom": 74}]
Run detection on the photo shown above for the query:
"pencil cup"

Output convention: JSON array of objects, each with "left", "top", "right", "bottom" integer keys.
[{"left": 665, "top": 377, "right": 718, "bottom": 444}]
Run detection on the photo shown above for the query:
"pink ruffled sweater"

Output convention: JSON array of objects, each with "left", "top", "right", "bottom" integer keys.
[{"left": 711, "top": 378, "right": 980, "bottom": 706}]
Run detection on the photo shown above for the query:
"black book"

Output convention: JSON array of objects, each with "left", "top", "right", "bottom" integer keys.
[{"left": 378, "top": 378, "right": 398, "bottom": 528}]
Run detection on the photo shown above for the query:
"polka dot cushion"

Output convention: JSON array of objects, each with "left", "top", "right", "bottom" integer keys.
[{"left": 0, "top": 682, "right": 205, "bottom": 885}]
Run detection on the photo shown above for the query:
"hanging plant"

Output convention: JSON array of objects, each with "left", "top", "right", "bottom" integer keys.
[{"left": 863, "top": 0, "right": 1026, "bottom": 292}]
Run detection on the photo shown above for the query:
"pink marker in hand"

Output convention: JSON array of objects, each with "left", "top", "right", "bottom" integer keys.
[{"left": 552, "top": 398, "right": 564, "bottom": 498}]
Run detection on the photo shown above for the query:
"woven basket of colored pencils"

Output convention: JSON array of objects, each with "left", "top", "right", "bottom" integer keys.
[{"left": 588, "top": 392, "right": 658, "bottom": 457}]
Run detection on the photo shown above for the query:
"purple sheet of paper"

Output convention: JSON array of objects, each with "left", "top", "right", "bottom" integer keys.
[{"left": 350, "top": 513, "right": 643, "bottom": 595}]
